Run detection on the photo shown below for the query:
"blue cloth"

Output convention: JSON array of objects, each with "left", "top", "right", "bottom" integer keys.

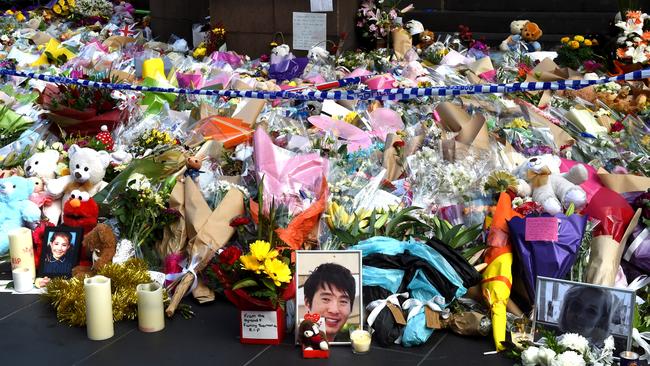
[{"left": 350, "top": 237, "right": 468, "bottom": 347}]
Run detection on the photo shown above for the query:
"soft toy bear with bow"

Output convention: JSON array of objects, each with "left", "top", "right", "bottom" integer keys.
[{"left": 515, "top": 154, "right": 588, "bottom": 215}]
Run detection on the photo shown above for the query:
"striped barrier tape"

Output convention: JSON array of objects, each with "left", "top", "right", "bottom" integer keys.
[{"left": 1, "top": 67, "right": 649, "bottom": 101}]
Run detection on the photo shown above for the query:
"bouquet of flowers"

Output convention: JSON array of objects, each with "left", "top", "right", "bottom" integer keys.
[
  {"left": 192, "top": 24, "right": 226, "bottom": 60},
  {"left": 214, "top": 239, "right": 294, "bottom": 310},
  {"left": 110, "top": 173, "right": 178, "bottom": 267},
  {"left": 556, "top": 35, "right": 602, "bottom": 71},
  {"left": 615, "top": 10, "right": 650, "bottom": 66},
  {"left": 39, "top": 78, "right": 124, "bottom": 135},
  {"left": 519, "top": 332, "right": 615, "bottom": 366},
  {"left": 72, "top": 0, "right": 113, "bottom": 19},
  {"left": 356, "top": 0, "right": 413, "bottom": 44}
]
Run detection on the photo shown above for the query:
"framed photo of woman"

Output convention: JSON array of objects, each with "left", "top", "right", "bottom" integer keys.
[
  {"left": 534, "top": 277, "right": 635, "bottom": 355},
  {"left": 295, "top": 250, "right": 363, "bottom": 345},
  {"left": 39, "top": 226, "right": 83, "bottom": 278}
]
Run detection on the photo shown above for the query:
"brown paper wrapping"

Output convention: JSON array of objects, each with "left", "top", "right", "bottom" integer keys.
[
  {"left": 584, "top": 209, "right": 641, "bottom": 286},
  {"left": 446, "top": 311, "right": 490, "bottom": 336},
  {"left": 525, "top": 58, "right": 581, "bottom": 107},
  {"left": 103, "top": 36, "right": 136, "bottom": 50},
  {"left": 382, "top": 134, "right": 404, "bottom": 181},
  {"left": 232, "top": 80, "right": 266, "bottom": 125},
  {"left": 157, "top": 182, "right": 187, "bottom": 259},
  {"left": 597, "top": 168, "right": 650, "bottom": 193},
  {"left": 109, "top": 70, "right": 136, "bottom": 83},
  {"left": 165, "top": 184, "right": 245, "bottom": 316},
  {"left": 29, "top": 31, "right": 53, "bottom": 46},
  {"left": 391, "top": 27, "right": 412, "bottom": 61},
  {"left": 435, "top": 102, "right": 488, "bottom": 149},
  {"left": 467, "top": 57, "right": 494, "bottom": 77}
]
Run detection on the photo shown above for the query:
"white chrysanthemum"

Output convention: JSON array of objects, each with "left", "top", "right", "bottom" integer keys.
[
  {"left": 521, "top": 346, "right": 540, "bottom": 366},
  {"left": 558, "top": 333, "right": 590, "bottom": 354},
  {"left": 551, "top": 351, "right": 586, "bottom": 366},
  {"left": 537, "top": 347, "right": 557, "bottom": 366}
]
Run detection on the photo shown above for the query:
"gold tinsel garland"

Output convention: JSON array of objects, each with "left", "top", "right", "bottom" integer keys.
[{"left": 43, "top": 258, "right": 169, "bottom": 327}]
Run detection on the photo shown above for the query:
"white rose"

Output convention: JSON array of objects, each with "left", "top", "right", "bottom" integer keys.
[
  {"left": 536, "top": 347, "right": 557, "bottom": 366},
  {"left": 521, "top": 346, "right": 540, "bottom": 366},
  {"left": 550, "top": 351, "right": 586, "bottom": 366},
  {"left": 558, "top": 333, "right": 590, "bottom": 355}
]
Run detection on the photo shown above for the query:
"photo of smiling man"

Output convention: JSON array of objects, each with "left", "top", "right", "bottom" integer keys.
[{"left": 296, "top": 251, "right": 362, "bottom": 344}]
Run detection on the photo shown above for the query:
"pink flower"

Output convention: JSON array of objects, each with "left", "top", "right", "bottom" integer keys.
[
  {"left": 357, "top": 21, "right": 363, "bottom": 27},
  {"left": 369, "top": 24, "right": 377, "bottom": 32},
  {"left": 389, "top": 9, "right": 398, "bottom": 19},
  {"left": 612, "top": 166, "right": 629, "bottom": 174}
]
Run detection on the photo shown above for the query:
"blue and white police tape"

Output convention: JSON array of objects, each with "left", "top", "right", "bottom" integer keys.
[{"left": 1, "top": 67, "right": 649, "bottom": 101}]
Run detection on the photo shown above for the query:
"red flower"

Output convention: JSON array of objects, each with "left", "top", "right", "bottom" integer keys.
[
  {"left": 219, "top": 246, "right": 242, "bottom": 266},
  {"left": 514, "top": 201, "right": 544, "bottom": 216},
  {"left": 230, "top": 216, "right": 251, "bottom": 227},
  {"left": 392, "top": 140, "right": 405, "bottom": 148},
  {"left": 610, "top": 121, "right": 625, "bottom": 133}
]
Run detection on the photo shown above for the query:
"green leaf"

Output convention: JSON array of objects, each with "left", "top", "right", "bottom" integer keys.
[
  {"left": 386, "top": 214, "right": 424, "bottom": 237},
  {"left": 442, "top": 224, "right": 464, "bottom": 247},
  {"left": 565, "top": 203, "right": 575, "bottom": 216},
  {"left": 332, "top": 228, "right": 357, "bottom": 245},
  {"left": 461, "top": 244, "right": 487, "bottom": 262},
  {"left": 449, "top": 224, "right": 483, "bottom": 249},
  {"left": 232, "top": 278, "right": 258, "bottom": 290},
  {"left": 261, "top": 277, "right": 277, "bottom": 292}
]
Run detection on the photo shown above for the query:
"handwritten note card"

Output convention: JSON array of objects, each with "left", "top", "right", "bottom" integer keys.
[
  {"left": 241, "top": 310, "right": 279, "bottom": 339},
  {"left": 293, "top": 12, "right": 327, "bottom": 51},
  {"left": 525, "top": 217, "right": 559, "bottom": 242},
  {"left": 310, "top": 0, "right": 333, "bottom": 12}
]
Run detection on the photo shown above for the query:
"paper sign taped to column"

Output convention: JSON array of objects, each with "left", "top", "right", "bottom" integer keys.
[
  {"left": 293, "top": 12, "right": 327, "bottom": 50},
  {"left": 241, "top": 310, "right": 279, "bottom": 339},
  {"left": 310, "top": 0, "right": 333, "bottom": 12}
]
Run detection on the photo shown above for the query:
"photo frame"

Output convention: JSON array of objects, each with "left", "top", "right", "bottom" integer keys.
[
  {"left": 534, "top": 276, "right": 635, "bottom": 354},
  {"left": 295, "top": 250, "right": 363, "bottom": 345},
  {"left": 38, "top": 226, "right": 83, "bottom": 278}
]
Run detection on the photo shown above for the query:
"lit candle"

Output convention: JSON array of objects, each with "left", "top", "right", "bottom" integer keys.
[
  {"left": 350, "top": 329, "right": 372, "bottom": 354},
  {"left": 84, "top": 275, "right": 114, "bottom": 341},
  {"left": 12, "top": 267, "right": 33, "bottom": 293},
  {"left": 136, "top": 283, "right": 165, "bottom": 333},
  {"left": 9, "top": 228, "right": 35, "bottom": 282}
]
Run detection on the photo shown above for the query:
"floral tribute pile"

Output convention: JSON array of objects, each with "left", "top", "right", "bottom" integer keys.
[{"left": 0, "top": 0, "right": 648, "bottom": 361}]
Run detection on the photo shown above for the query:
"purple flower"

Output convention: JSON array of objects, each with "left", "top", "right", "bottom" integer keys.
[
  {"left": 612, "top": 165, "right": 629, "bottom": 174},
  {"left": 583, "top": 60, "right": 602, "bottom": 73}
]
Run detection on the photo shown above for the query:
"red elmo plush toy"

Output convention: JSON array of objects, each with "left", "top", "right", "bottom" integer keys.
[{"left": 62, "top": 190, "right": 99, "bottom": 267}]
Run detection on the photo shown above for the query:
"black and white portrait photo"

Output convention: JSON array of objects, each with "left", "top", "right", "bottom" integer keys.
[{"left": 534, "top": 277, "right": 635, "bottom": 354}]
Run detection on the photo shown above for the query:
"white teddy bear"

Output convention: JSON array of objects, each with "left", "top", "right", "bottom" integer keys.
[
  {"left": 515, "top": 154, "right": 588, "bottom": 215},
  {"left": 499, "top": 20, "right": 530, "bottom": 52},
  {"left": 46, "top": 145, "right": 111, "bottom": 217},
  {"left": 24, "top": 149, "right": 62, "bottom": 223}
]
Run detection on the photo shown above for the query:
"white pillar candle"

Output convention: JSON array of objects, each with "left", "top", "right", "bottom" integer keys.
[
  {"left": 136, "top": 282, "right": 165, "bottom": 333},
  {"left": 350, "top": 329, "right": 372, "bottom": 354},
  {"left": 12, "top": 267, "right": 33, "bottom": 293},
  {"left": 9, "top": 228, "right": 35, "bottom": 282},
  {"left": 84, "top": 275, "right": 114, "bottom": 341}
]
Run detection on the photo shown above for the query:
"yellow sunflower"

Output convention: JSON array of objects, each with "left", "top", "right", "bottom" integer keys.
[
  {"left": 240, "top": 254, "right": 264, "bottom": 274},
  {"left": 249, "top": 240, "right": 278, "bottom": 261}
]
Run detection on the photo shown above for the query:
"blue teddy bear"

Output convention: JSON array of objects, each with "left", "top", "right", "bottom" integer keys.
[{"left": 0, "top": 176, "right": 41, "bottom": 255}]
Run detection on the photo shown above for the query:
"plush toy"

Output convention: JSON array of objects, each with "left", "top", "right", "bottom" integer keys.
[
  {"left": 96, "top": 125, "right": 114, "bottom": 151},
  {"left": 416, "top": 30, "right": 435, "bottom": 54},
  {"left": 47, "top": 144, "right": 111, "bottom": 213},
  {"left": 500, "top": 20, "right": 541, "bottom": 52},
  {"left": 184, "top": 155, "right": 205, "bottom": 182},
  {"left": 515, "top": 155, "right": 588, "bottom": 215},
  {"left": 62, "top": 190, "right": 100, "bottom": 268},
  {"left": 520, "top": 22, "right": 543, "bottom": 52},
  {"left": 0, "top": 176, "right": 41, "bottom": 254},
  {"left": 24, "top": 149, "right": 62, "bottom": 223},
  {"left": 28, "top": 177, "right": 50, "bottom": 208},
  {"left": 72, "top": 223, "right": 117, "bottom": 278},
  {"left": 299, "top": 318, "right": 329, "bottom": 351}
]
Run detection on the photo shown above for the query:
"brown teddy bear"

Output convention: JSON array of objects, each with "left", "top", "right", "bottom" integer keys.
[
  {"left": 416, "top": 30, "right": 435, "bottom": 54},
  {"left": 72, "top": 223, "right": 117, "bottom": 277},
  {"left": 501, "top": 21, "right": 542, "bottom": 52}
]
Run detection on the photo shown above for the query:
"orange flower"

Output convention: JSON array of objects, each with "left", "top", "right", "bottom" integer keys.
[
  {"left": 627, "top": 10, "right": 642, "bottom": 21},
  {"left": 617, "top": 48, "right": 628, "bottom": 58},
  {"left": 643, "top": 31, "right": 650, "bottom": 41}
]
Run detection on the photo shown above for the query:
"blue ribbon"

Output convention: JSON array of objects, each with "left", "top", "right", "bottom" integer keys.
[{"left": 2, "top": 67, "right": 649, "bottom": 101}]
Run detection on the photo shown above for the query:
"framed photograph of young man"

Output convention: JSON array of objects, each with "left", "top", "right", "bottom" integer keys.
[
  {"left": 39, "top": 226, "right": 83, "bottom": 278},
  {"left": 295, "top": 250, "right": 363, "bottom": 345},
  {"left": 534, "top": 276, "right": 635, "bottom": 355}
]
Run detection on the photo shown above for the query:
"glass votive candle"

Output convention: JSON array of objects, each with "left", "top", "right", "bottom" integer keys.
[
  {"left": 510, "top": 317, "right": 534, "bottom": 349},
  {"left": 349, "top": 326, "right": 373, "bottom": 354}
]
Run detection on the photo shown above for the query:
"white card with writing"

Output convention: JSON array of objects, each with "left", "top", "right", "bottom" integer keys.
[
  {"left": 241, "top": 310, "right": 279, "bottom": 339},
  {"left": 293, "top": 12, "right": 327, "bottom": 51},
  {"left": 310, "top": 0, "right": 333, "bottom": 12}
]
